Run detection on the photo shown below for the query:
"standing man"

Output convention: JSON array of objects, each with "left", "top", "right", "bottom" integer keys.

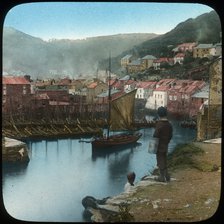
[{"left": 153, "top": 106, "right": 173, "bottom": 182}]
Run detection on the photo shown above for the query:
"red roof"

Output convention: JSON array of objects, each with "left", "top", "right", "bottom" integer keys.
[
  {"left": 174, "top": 53, "right": 185, "bottom": 58},
  {"left": 3, "top": 76, "right": 30, "bottom": 85},
  {"left": 157, "top": 79, "right": 176, "bottom": 86},
  {"left": 178, "top": 42, "right": 196, "bottom": 49},
  {"left": 155, "top": 86, "right": 170, "bottom": 91},
  {"left": 125, "top": 80, "right": 136, "bottom": 85},
  {"left": 185, "top": 85, "right": 198, "bottom": 94},
  {"left": 88, "top": 82, "right": 98, "bottom": 89},
  {"left": 153, "top": 57, "right": 169, "bottom": 63},
  {"left": 136, "top": 81, "right": 156, "bottom": 88}
]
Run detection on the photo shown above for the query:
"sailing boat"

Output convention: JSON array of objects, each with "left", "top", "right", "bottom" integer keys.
[{"left": 91, "top": 55, "right": 142, "bottom": 149}]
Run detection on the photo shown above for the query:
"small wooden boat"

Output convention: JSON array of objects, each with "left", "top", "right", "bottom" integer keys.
[
  {"left": 91, "top": 55, "right": 142, "bottom": 150},
  {"left": 92, "top": 132, "right": 142, "bottom": 148}
]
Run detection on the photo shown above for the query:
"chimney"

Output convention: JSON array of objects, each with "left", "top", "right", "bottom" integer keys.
[{"left": 24, "top": 75, "right": 31, "bottom": 82}]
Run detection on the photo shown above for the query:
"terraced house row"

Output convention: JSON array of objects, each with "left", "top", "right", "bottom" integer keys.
[
  {"left": 2, "top": 73, "right": 209, "bottom": 119},
  {"left": 121, "top": 42, "right": 222, "bottom": 73}
]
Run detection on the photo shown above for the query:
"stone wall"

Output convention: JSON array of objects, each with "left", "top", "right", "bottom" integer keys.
[{"left": 196, "top": 57, "right": 222, "bottom": 141}]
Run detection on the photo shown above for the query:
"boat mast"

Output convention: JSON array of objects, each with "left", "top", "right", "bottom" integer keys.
[{"left": 107, "top": 52, "right": 111, "bottom": 139}]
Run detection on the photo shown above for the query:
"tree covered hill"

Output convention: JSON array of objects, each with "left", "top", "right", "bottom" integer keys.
[{"left": 100, "top": 10, "right": 221, "bottom": 73}]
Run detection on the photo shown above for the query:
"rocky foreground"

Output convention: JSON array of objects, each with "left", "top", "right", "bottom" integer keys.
[{"left": 82, "top": 140, "right": 221, "bottom": 222}]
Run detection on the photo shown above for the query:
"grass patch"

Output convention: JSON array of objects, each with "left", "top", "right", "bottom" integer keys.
[{"left": 168, "top": 143, "right": 204, "bottom": 170}]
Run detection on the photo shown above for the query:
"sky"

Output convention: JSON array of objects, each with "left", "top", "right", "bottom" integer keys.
[{"left": 3, "top": 2, "right": 214, "bottom": 41}]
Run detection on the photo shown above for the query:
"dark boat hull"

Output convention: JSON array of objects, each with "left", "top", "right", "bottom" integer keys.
[{"left": 91, "top": 132, "right": 142, "bottom": 149}]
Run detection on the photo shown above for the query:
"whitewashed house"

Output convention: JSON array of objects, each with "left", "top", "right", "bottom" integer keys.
[
  {"left": 135, "top": 81, "right": 156, "bottom": 100},
  {"left": 174, "top": 53, "right": 185, "bottom": 65},
  {"left": 146, "top": 79, "right": 175, "bottom": 110},
  {"left": 146, "top": 85, "right": 170, "bottom": 110},
  {"left": 124, "top": 80, "right": 137, "bottom": 93}
]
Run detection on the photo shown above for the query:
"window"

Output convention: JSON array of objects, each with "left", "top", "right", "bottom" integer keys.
[
  {"left": 169, "top": 95, "right": 173, "bottom": 100},
  {"left": 3, "top": 85, "right": 6, "bottom": 95},
  {"left": 174, "top": 95, "right": 177, "bottom": 101},
  {"left": 23, "top": 85, "right": 27, "bottom": 94}
]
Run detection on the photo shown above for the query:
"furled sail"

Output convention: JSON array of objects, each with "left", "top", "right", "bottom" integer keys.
[{"left": 110, "top": 89, "right": 137, "bottom": 131}]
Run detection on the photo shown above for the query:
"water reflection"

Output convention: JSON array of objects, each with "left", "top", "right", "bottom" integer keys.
[
  {"left": 2, "top": 162, "right": 29, "bottom": 177},
  {"left": 91, "top": 142, "right": 142, "bottom": 160},
  {"left": 2, "top": 124, "right": 196, "bottom": 222}
]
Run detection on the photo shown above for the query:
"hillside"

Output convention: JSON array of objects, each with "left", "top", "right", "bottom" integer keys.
[
  {"left": 2, "top": 28, "right": 158, "bottom": 78},
  {"left": 101, "top": 10, "right": 221, "bottom": 74}
]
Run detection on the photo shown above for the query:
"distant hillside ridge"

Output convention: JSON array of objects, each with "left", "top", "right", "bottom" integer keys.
[
  {"left": 3, "top": 27, "right": 159, "bottom": 78},
  {"left": 100, "top": 10, "right": 221, "bottom": 73}
]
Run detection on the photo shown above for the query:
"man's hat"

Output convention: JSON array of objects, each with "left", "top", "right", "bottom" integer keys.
[{"left": 157, "top": 106, "right": 167, "bottom": 117}]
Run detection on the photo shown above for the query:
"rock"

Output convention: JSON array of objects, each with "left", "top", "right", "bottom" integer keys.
[
  {"left": 204, "top": 198, "right": 213, "bottom": 205},
  {"left": 183, "top": 204, "right": 191, "bottom": 208},
  {"left": 152, "top": 199, "right": 161, "bottom": 209}
]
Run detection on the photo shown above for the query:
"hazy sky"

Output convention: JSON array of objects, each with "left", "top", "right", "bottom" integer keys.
[{"left": 4, "top": 2, "right": 213, "bottom": 41}]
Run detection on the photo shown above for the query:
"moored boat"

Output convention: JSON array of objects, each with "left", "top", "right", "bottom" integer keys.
[
  {"left": 92, "top": 132, "right": 142, "bottom": 148},
  {"left": 91, "top": 55, "right": 142, "bottom": 150}
]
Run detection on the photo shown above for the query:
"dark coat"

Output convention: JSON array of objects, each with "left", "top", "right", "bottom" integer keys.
[
  {"left": 153, "top": 119, "right": 173, "bottom": 170},
  {"left": 153, "top": 119, "right": 173, "bottom": 153}
]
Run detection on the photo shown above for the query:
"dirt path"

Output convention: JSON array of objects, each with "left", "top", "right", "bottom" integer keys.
[{"left": 128, "top": 141, "right": 221, "bottom": 222}]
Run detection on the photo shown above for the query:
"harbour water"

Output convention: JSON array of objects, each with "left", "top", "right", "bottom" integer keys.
[{"left": 2, "top": 121, "right": 196, "bottom": 222}]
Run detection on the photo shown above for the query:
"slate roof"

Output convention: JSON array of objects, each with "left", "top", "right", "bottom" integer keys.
[
  {"left": 191, "top": 85, "right": 209, "bottom": 98},
  {"left": 119, "top": 75, "right": 130, "bottom": 80},
  {"left": 121, "top": 54, "right": 133, "bottom": 60},
  {"left": 97, "top": 89, "right": 120, "bottom": 97},
  {"left": 129, "top": 59, "right": 142, "bottom": 66},
  {"left": 142, "top": 55, "right": 157, "bottom": 60},
  {"left": 194, "top": 44, "right": 214, "bottom": 49}
]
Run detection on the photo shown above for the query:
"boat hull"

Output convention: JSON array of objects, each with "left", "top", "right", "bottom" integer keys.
[{"left": 91, "top": 132, "right": 142, "bottom": 149}]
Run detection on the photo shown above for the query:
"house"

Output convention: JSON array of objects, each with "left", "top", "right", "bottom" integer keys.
[
  {"left": 190, "top": 85, "right": 209, "bottom": 117},
  {"left": 141, "top": 55, "right": 157, "bottom": 69},
  {"left": 56, "top": 77, "right": 72, "bottom": 86},
  {"left": 153, "top": 57, "right": 174, "bottom": 70},
  {"left": 124, "top": 80, "right": 137, "bottom": 93},
  {"left": 136, "top": 81, "right": 156, "bottom": 100},
  {"left": 146, "top": 85, "right": 171, "bottom": 110},
  {"left": 193, "top": 44, "right": 215, "bottom": 58},
  {"left": 96, "top": 89, "right": 122, "bottom": 104},
  {"left": 2, "top": 75, "right": 31, "bottom": 114},
  {"left": 167, "top": 80, "right": 206, "bottom": 116},
  {"left": 68, "top": 79, "right": 85, "bottom": 95},
  {"left": 35, "top": 85, "right": 70, "bottom": 104},
  {"left": 127, "top": 58, "right": 145, "bottom": 73},
  {"left": 174, "top": 53, "right": 185, "bottom": 65},
  {"left": 214, "top": 43, "right": 222, "bottom": 56},
  {"left": 121, "top": 54, "right": 133, "bottom": 68},
  {"left": 146, "top": 79, "right": 174, "bottom": 110},
  {"left": 31, "top": 93, "right": 50, "bottom": 110},
  {"left": 86, "top": 81, "right": 108, "bottom": 103},
  {"left": 172, "top": 42, "right": 197, "bottom": 54}
]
